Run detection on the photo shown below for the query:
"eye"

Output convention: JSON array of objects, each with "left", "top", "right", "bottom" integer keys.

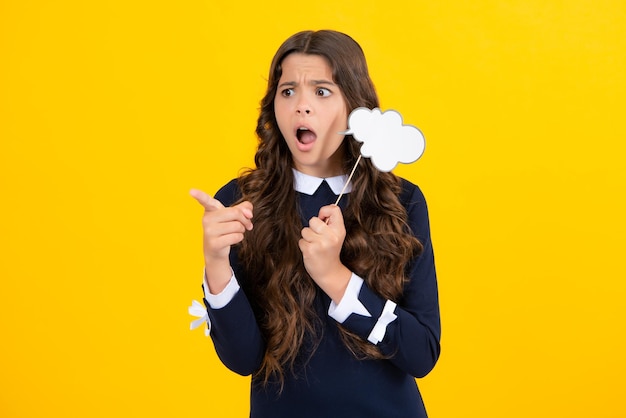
[
  {"left": 316, "top": 88, "right": 331, "bottom": 97},
  {"left": 281, "top": 88, "right": 295, "bottom": 97}
]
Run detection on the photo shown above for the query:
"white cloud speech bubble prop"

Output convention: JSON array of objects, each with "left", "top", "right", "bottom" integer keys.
[
  {"left": 343, "top": 107, "right": 425, "bottom": 172},
  {"left": 333, "top": 108, "right": 426, "bottom": 205}
]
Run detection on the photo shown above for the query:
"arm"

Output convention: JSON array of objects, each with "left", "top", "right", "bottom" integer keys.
[
  {"left": 331, "top": 181, "right": 441, "bottom": 378},
  {"left": 203, "top": 273, "right": 265, "bottom": 376},
  {"left": 191, "top": 180, "right": 266, "bottom": 375}
]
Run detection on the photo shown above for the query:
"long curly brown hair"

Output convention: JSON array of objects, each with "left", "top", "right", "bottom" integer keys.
[{"left": 235, "top": 30, "right": 422, "bottom": 386}]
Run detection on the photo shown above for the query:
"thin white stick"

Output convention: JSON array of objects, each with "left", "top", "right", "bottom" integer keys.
[{"left": 335, "top": 154, "right": 362, "bottom": 206}]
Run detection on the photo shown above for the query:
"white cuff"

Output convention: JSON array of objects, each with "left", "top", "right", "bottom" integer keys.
[
  {"left": 328, "top": 273, "right": 372, "bottom": 323},
  {"left": 367, "top": 300, "right": 398, "bottom": 345},
  {"left": 202, "top": 270, "right": 240, "bottom": 309},
  {"left": 189, "top": 300, "right": 211, "bottom": 336}
]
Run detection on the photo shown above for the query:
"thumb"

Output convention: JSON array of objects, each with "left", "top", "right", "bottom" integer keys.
[
  {"left": 189, "top": 188, "right": 225, "bottom": 211},
  {"left": 319, "top": 204, "right": 343, "bottom": 226}
]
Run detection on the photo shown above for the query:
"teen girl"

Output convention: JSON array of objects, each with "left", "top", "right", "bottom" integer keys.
[{"left": 190, "top": 30, "right": 441, "bottom": 418}]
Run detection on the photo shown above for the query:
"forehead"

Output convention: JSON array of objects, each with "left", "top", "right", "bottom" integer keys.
[{"left": 279, "top": 53, "right": 333, "bottom": 79}]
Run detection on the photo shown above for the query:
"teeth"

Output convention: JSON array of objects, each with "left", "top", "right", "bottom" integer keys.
[{"left": 298, "top": 127, "right": 309, "bottom": 131}]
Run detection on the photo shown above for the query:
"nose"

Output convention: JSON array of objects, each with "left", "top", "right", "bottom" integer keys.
[{"left": 296, "top": 98, "right": 312, "bottom": 115}]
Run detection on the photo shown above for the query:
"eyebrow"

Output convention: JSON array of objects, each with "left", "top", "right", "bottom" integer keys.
[{"left": 277, "top": 79, "right": 337, "bottom": 89}]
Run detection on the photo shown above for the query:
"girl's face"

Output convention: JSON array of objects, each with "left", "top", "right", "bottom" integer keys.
[{"left": 274, "top": 53, "right": 348, "bottom": 178}]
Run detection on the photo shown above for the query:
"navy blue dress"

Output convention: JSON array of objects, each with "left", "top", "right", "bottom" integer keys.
[{"left": 203, "top": 178, "right": 441, "bottom": 418}]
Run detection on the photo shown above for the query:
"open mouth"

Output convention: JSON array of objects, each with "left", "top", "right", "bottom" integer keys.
[{"left": 296, "top": 127, "right": 317, "bottom": 145}]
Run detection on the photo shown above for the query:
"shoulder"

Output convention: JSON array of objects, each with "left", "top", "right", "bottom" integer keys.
[
  {"left": 214, "top": 179, "right": 241, "bottom": 207},
  {"left": 398, "top": 177, "right": 427, "bottom": 209},
  {"left": 397, "top": 177, "right": 432, "bottom": 239}
]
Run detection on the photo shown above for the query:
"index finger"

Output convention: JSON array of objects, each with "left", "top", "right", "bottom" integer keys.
[{"left": 189, "top": 188, "right": 225, "bottom": 211}]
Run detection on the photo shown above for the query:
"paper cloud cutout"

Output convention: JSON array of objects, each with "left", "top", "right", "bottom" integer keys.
[{"left": 343, "top": 107, "right": 425, "bottom": 172}]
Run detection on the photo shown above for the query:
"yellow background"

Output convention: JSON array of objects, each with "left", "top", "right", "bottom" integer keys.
[{"left": 1, "top": 0, "right": 625, "bottom": 416}]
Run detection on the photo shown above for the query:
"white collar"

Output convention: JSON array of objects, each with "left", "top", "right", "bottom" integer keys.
[{"left": 292, "top": 169, "right": 353, "bottom": 196}]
